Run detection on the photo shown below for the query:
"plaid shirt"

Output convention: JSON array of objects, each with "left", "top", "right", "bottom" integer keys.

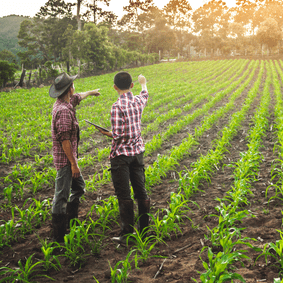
[
  {"left": 110, "top": 90, "right": 148, "bottom": 159},
  {"left": 51, "top": 93, "right": 82, "bottom": 170}
]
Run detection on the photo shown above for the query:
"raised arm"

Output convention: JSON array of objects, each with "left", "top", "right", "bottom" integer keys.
[
  {"left": 79, "top": 89, "right": 100, "bottom": 100},
  {"left": 138, "top": 75, "right": 147, "bottom": 92}
]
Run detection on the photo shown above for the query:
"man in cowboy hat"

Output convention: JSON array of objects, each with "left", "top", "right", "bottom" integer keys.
[{"left": 50, "top": 72, "right": 100, "bottom": 242}]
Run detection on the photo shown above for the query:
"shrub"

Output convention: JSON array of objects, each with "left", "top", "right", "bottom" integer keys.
[
  {"left": 0, "top": 60, "right": 17, "bottom": 87},
  {"left": 44, "top": 61, "right": 59, "bottom": 78}
]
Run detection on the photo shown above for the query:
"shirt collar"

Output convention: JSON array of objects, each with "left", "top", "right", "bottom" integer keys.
[
  {"left": 57, "top": 97, "right": 73, "bottom": 110},
  {"left": 119, "top": 91, "right": 133, "bottom": 100}
]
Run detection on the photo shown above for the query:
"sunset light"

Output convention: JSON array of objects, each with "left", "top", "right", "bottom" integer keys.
[{"left": 1, "top": 1, "right": 283, "bottom": 281}]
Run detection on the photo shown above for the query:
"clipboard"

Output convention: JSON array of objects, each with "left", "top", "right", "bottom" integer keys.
[{"left": 84, "top": 119, "right": 110, "bottom": 132}]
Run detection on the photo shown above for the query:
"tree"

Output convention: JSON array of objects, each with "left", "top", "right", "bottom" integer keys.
[
  {"left": 254, "top": 0, "right": 283, "bottom": 29},
  {"left": 122, "top": 32, "right": 146, "bottom": 52},
  {"left": 0, "top": 50, "right": 17, "bottom": 64},
  {"left": 0, "top": 60, "right": 16, "bottom": 87},
  {"left": 257, "top": 17, "right": 282, "bottom": 54},
  {"left": 146, "top": 19, "right": 176, "bottom": 57},
  {"left": 75, "top": 0, "right": 84, "bottom": 31},
  {"left": 71, "top": 23, "right": 112, "bottom": 69},
  {"left": 35, "top": 0, "right": 74, "bottom": 18},
  {"left": 163, "top": 0, "right": 192, "bottom": 56},
  {"left": 231, "top": 0, "right": 283, "bottom": 35},
  {"left": 119, "top": 0, "right": 155, "bottom": 31},
  {"left": 84, "top": 0, "right": 117, "bottom": 24},
  {"left": 17, "top": 18, "right": 48, "bottom": 66},
  {"left": 228, "top": 22, "right": 245, "bottom": 53},
  {"left": 135, "top": 6, "right": 163, "bottom": 30},
  {"left": 62, "top": 24, "right": 75, "bottom": 72},
  {"left": 163, "top": 0, "right": 192, "bottom": 30},
  {"left": 231, "top": 0, "right": 257, "bottom": 34},
  {"left": 192, "top": 0, "right": 230, "bottom": 54},
  {"left": 17, "top": 0, "right": 77, "bottom": 66}
]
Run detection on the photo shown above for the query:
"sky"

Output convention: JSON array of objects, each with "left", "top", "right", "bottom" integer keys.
[{"left": 0, "top": 0, "right": 237, "bottom": 18}]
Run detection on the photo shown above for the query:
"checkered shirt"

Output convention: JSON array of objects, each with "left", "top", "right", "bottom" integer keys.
[
  {"left": 110, "top": 90, "right": 148, "bottom": 159},
  {"left": 51, "top": 93, "right": 82, "bottom": 170}
]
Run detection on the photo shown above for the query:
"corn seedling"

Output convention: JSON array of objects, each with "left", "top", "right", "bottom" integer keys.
[
  {"left": 0, "top": 254, "right": 53, "bottom": 282},
  {"left": 128, "top": 227, "right": 166, "bottom": 263},
  {"left": 149, "top": 208, "right": 183, "bottom": 241},
  {"left": 85, "top": 218, "right": 106, "bottom": 255},
  {"left": 193, "top": 247, "right": 247, "bottom": 283},
  {"left": 63, "top": 220, "right": 90, "bottom": 267},
  {"left": 3, "top": 185, "right": 13, "bottom": 204},
  {"left": 256, "top": 230, "right": 283, "bottom": 273},
  {"left": 109, "top": 249, "right": 136, "bottom": 283},
  {"left": 38, "top": 238, "right": 62, "bottom": 271}
]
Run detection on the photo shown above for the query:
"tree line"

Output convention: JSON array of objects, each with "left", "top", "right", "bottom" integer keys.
[{"left": 1, "top": 0, "right": 283, "bottom": 87}]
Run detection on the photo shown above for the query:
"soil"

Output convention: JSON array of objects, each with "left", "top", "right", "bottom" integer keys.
[{"left": 0, "top": 61, "right": 282, "bottom": 283}]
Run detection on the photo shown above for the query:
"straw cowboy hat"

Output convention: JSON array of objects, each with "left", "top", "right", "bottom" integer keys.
[{"left": 49, "top": 72, "right": 78, "bottom": 98}]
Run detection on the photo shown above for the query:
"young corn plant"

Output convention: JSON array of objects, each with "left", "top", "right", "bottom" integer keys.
[
  {"left": 205, "top": 201, "right": 255, "bottom": 248},
  {"left": 85, "top": 218, "right": 106, "bottom": 256},
  {"left": 149, "top": 206, "right": 183, "bottom": 241},
  {"left": 3, "top": 185, "right": 13, "bottom": 204},
  {"left": 39, "top": 238, "right": 62, "bottom": 271},
  {"left": 0, "top": 254, "right": 53, "bottom": 282},
  {"left": 12, "top": 205, "right": 35, "bottom": 235},
  {"left": 0, "top": 223, "right": 9, "bottom": 249},
  {"left": 218, "top": 228, "right": 256, "bottom": 255},
  {"left": 63, "top": 220, "right": 90, "bottom": 268},
  {"left": 267, "top": 62, "right": 283, "bottom": 202},
  {"left": 87, "top": 196, "right": 119, "bottom": 232},
  {"left": 30, "top": 198, "right": 52, "bottom": 224},
  {"left": 193, "top": 247, "right": 247, "bottom": 283},
  {"left": 128, "top": 228, "right": 166, "bottom": 264},
  {"left": 109, "top": 250, "right": 136, "bottom": 283},
  {"left": 3, "top": 219, "right": 17, "bottom": 243},
  {"left": 256, "top": 230, "right": 283, "bottom": 273}
]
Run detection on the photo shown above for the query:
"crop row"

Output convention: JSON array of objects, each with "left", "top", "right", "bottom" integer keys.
[
  {"left": 2, "top": 60, "right": 283, "bottom": 282},
  {"left": 0, "top": 60, "right": 252, "bottom": 202},
  {"left": 0, "top": 61, "right": 260, "bottom": 252},
  {"left": 195, "top": 61, "right": 270, "bottom": 281}
]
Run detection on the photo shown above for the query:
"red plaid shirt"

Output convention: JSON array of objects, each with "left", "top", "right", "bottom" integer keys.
[
  {"left": 51, "top": 93, "right": 82, "bottom": 170},
  {"left": 110, "top": 90, "right": 148, "bottom": 159}
]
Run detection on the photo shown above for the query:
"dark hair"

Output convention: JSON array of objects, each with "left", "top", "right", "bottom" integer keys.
[
  {"left": 114, "top": 72, "right": 132, "bottom": 90},
  {"left": 58, "top": 84, "right": 72, "bottom": 99}
]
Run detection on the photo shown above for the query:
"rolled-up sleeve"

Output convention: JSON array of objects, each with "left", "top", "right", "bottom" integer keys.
[
  {"left": 70, "top": 93, "right": 82, "bottom": 108},
  {"left": 55, "top": 109, "right": 72, "bottom": 141},
  {"left": 137, "top": 90, "right": 149, "bottom": 106},
  {"left": 111, "top": 105, "right": 124, "bottom": 140}
]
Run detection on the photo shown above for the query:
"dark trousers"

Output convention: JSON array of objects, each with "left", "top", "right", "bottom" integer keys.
[
  {"left": 110, "top": 153, "right": 148, "bottom": 200},
  {"left": 52, "top": 165, "right": 85, "bottom": 214}
]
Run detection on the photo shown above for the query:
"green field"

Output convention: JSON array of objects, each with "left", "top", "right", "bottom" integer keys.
[{"left": 1, "top": 59, "right": 283, "bottom": 282}]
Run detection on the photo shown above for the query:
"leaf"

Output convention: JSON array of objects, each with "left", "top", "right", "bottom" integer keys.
[{"left": 202, "top": 261, "right": 209, "bottom": 271}]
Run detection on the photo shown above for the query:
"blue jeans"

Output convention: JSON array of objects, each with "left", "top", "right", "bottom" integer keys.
[
  {"left": 110, "top": 153, "right": 148, "bottom": 200},
  {"left": 52, "top": 165, "right": 85, "bottom": 214}
]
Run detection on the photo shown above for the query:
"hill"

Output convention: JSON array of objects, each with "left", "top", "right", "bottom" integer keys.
[{"left": 0, "top": 15, "right": 29, "bottom": 59}]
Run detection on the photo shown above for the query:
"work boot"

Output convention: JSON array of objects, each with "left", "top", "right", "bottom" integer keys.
[
  {"left": 138, "top": 198, "right": 150, "bottom": 238},
  {"left": 52, "top": 213, "right": 66, "bottom": 243},
  {"left": 66, "top": 202, "right": 79, "bottom": 229},
  {"left": 112, "top": 199, "right": 134, "bottom": 244}
]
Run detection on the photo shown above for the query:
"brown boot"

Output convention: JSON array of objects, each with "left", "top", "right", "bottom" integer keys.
[
  {"left": 52, "top": 213, "right": 66, "bottom": 243},
  {"left": 66, "top": 202, "right": 79, "bottom": 229},
  {"left": 112, "top": 199, "right": 134, "bottom": 244},
  {"left": 138, "top": 198, "right": 150, "bottom": 238}
]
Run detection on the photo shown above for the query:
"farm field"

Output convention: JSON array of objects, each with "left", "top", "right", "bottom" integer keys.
[{"left": 1, "top": 59, "right": 283, "bottom": 282}]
